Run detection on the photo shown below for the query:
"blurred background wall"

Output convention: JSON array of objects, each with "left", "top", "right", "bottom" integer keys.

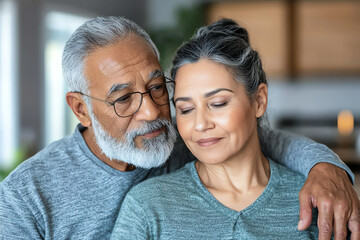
[{"left": 0, "top": 0, "right": 359, "bottom": 191}]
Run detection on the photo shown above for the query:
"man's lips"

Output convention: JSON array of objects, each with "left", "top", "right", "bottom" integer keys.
[
  {"left": 141, "top": 128, "right": 163, "bottom": 139},
  {"left": 196, "top": 138, "right": 222, "bottom": 147}
]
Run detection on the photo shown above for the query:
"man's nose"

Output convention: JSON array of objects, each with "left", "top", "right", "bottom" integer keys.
[{"left": 133, "top": 94, "right": 161, "bottom": 122}]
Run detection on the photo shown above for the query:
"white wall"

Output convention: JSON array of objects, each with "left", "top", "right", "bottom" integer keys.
[{"left": 267, "top": 77, "right": 360, "bottom": 123}]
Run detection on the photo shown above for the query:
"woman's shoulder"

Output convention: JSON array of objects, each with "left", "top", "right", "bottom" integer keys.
[
  {"left": 269, "top": 160, "right": 307, "bottom": 192},
  {"left": 126, "top": 163, "right": 194, "bottom": 202}
]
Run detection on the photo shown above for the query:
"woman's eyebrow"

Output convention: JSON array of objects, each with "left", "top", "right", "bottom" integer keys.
[
  {"left": 174, "top": 88, "right": 233, "bottom": 104},
  {"left": 204, "top": 88, "right": 233, "bottom": 98},
  {"left": 174, "top": 97, "right": 191, "bottom": 104}
]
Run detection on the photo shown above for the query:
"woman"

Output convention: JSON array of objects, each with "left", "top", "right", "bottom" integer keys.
[{"left": 111, "top": 19, "right": 318, "bottom": 239}]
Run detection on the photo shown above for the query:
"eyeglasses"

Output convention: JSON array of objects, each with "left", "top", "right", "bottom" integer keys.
[{"left": 74, "top": 78, "right": 175, "bottom": 118}]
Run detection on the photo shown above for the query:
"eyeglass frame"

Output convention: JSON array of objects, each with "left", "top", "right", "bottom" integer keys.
[{"left": 72, "top": 77, "right": 175, "bottom": 118}]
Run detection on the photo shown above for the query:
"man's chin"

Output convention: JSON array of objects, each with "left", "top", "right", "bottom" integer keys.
[
  {"left": 92, "top": 117, "right": 176, "bottom": 170},
  {"left": 121, "top": 155, "right": 168, "bottom": 169}
]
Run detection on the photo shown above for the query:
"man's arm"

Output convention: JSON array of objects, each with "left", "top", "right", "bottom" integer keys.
[
  {"left": 260, "top": 128, "right": 353, "bottom": 180},
  {"left": 299, "top": 163, "right": 360, "bottom": 240},
  {"left": 0, "top": 182, "right": 44, "bottom": 239},
  {"left": 260, "top": 128, "right": 360, "bottom": 240}
]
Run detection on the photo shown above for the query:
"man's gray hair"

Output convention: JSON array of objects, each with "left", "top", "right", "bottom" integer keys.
[{"left": 62, "top": 16, "right": 160, "bottom": 94}]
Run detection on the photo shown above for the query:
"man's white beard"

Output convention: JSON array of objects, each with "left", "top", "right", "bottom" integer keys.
[{"left": 86, "top": 101, "right": 177, "bottom": 169}]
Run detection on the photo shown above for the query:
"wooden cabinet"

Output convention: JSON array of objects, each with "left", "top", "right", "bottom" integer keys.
[
  {"left": 207, "top": 0, "right": 360, "bottom": 78},
  {"left": 296, "top": 1, "right": 360, "bottom": 75}
]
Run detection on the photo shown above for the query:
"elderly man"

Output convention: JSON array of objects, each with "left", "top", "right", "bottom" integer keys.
[{"left": 0, "top": 16, "right": 359, "bottom": 239}]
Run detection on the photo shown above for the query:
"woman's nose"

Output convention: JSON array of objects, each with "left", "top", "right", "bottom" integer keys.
[{"left": 194, "top": 109, "right": 214, "bottom": 132}]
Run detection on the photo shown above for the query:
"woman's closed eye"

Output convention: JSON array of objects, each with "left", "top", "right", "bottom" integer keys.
[
  {"left": 178, "top": 107, "right": 194, "bottom": 115},
  {"left": 208, "top": 94, "right": 233, "bottom": 109},
  {"left": 210, "top": 101, "right": 228, "bottom": 108}
]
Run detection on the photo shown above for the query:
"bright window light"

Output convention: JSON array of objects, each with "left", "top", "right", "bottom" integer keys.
[
  {"left": 44, "top": 12, "right": 90, "bottom": 145},
  {"left": 0, "top": 0, "right": 18, "bottom": 168}
]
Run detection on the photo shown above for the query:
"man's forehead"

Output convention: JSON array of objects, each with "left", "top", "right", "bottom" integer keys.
[
  {"left": 97, "top": 58, "right": 122, "bottom": 78},
  {"left": 106, "top": 69, "right": 164, "bottom": 96},
  {"left": 84, "top": 36, "right": 162, "bottom": 92}
]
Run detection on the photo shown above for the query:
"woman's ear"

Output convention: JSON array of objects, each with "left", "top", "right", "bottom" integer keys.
[
  {"left": 254, "top": 83, "right": 268, "bottom": 118},
  {"left": 66, "top": 92, "right": 92, "bottom": 127}
]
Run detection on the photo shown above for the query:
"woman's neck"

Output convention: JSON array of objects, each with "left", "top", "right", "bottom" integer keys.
[{"left": 195, "top": 148, "right": 270, "bottom": 211}]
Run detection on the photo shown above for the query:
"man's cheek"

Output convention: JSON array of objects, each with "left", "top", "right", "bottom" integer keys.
[{"left": 160, "top": 105, "right": 171, "bottom": 120}]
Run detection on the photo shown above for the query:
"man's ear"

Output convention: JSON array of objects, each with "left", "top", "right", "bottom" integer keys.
[
  {"left": 254, "top": 83, "right": 268, "bottom": 118},
  {"left": 66, "top": 92, "right": 92, "bottom": 127}
]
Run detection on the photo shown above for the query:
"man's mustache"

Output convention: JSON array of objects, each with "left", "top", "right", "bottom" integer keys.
[{"left": 126, "top": 119, "right": 172, "bottom": 140}]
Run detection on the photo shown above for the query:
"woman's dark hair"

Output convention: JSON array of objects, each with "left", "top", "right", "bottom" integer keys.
[
  {"left": 171, "top": 18, "right": 267, "bottom": 99},
  {"left": 171, "top": 18, "right": 271, "bottom": 150}
]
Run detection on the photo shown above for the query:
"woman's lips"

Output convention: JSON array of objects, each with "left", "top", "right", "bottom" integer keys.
[
  {"left": 141, "top": 128, "right": 163, "bottom": 139},
  {"left": 196, "top": 138, "right": 222, "bottom": 147}
]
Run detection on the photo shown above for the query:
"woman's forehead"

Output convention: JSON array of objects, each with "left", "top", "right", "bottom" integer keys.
[{"left": 175, "top": 60, "right": 239, "bottom": 91}]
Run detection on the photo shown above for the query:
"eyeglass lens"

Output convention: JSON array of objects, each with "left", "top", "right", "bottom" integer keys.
[{"left": 114, "top": 81, "right": 174, "bottom": 117}]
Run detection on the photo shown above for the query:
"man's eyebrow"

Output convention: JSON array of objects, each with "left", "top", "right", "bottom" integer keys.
[
  {"left": 174, "top": 88, "right": 234, "bottom": 104},
  {"left": 106, "top": 70, "right": 163, "bottom": 97},
  {"left": 107, "top": 83, "right": 130, "bottom": 97},
  {"left": 148, "top": 69, "right": 164, "bottom": 80}
]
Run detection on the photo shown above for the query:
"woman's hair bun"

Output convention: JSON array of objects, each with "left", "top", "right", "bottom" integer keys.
[{"left": 196, "top": 18, "right": 250, "bottom": 44}]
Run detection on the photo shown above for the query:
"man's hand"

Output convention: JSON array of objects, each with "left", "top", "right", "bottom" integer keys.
[{"left": 298, "top": 162, "right": 360, "bottom": 240}]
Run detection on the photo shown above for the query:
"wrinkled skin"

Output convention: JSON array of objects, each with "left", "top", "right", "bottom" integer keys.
[{"left": 299, "top": 163, "right": 360, "bottom": 240}]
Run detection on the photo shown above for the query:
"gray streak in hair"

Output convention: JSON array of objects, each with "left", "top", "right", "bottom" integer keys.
[
  {"left": 170, "top": 18, "right": 267, "bottom": 99},
  {"left": 170, "top": 18, "right": 271, "bottom": 151}
]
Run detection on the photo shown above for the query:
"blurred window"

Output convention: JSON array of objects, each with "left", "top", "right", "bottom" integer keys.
[
  {"left": 44, "top": 12, "right": 90, "bottom": 145},
  {"left": 0, "top": 0, "right": 18, "bottom": 168}
]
